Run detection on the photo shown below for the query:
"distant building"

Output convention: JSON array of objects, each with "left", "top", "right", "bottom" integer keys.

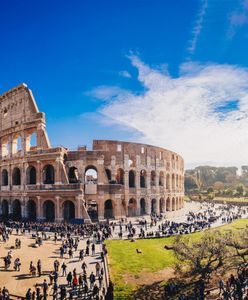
[{"left": 0, "top": 84, "right": 184, "bottom": 222}]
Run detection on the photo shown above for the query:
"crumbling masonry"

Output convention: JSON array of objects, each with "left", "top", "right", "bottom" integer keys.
[{"left": 0, "top": 84, "right": 184, "bottom": 222}]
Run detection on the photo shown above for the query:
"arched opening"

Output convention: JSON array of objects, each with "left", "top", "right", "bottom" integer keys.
[
  {"left": 151, "top": 198, "right": 157, "bottom": 214},
  {"left": 166, "top": 197, "right": 170, "bottom": 211},
  {"left": 159, "top": 172, "right": 164, "bottom": 186},
  {"left": 176, "top": 175, "right": 179, "bottom": 188},
  {"left": 105, "top": 169, "right": 111, "bottom": 182},
  {"left": 2, "top": 169, "right": 8, "bottom": 186},
  {"left": 104, "top": 199, "right": 114, "bottom": 219},
  {"left": 12, "top": 135, "right": 22, "bottom": 154},
  {"left": 63, "top": 201, "right": 75, "bottom": 222},
  {"left": 43, "top": 165, "right": 55, "bottom": 184},
  {"left": 26, "top": 166, "right": 36, "bottom": 185},
  {"left": 151, "top": 171, "right": 156, "bottom": 186},
  {"left": 128, "top": 198, "right": 137, "bottom": 217},
  {"left": 140, "top": 198, "right": 146, "bottom": 215},
  {"left": 116, "top": 168, "right": 124, "bottom": 185},
  {"left": 1, "top": 200, "right": 9, "bottom": 219},
  {"left": 12, "top": 199, "right": 22, "bottom": 221},
  {"left": 159, "top": 198, "right": 165, "bottom": 213},
  {"left": 166, "top": 174, "right": 170, "bottom": 189},
  {"left": 140, "top": 170, "right": 146, "bottom": 188},
  {"left": 27, "top": 200, "right": 36, "bottom": 221},
  {"left": 12, "top": 167, "right": 21, "bottom": 185},
  {"left": 43, "top": 200, "right": 55, "bottom": 222},
  {"left": 85, "top": 166, "right": 98, "bottom": 184},
  {"left": 87, "top": 200, "right": 98, "bottom": 221},
  {"left": 68, "top": 167, "right": 79, "bottom": 183},
  {"left": 129, "top": 170, "right": 135, "bottom": 188},
  {"left": 30, "top": 132, "right": 37, "bottom": 147},
  {"left": 172, "top": 198, "right": 176, "bottom": 211}
]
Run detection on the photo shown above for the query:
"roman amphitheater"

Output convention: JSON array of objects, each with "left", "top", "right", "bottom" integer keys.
[{"left": 0, "top": 84, "right": 184, "bottom": 223}]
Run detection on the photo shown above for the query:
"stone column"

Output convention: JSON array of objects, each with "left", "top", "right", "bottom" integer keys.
[
  {"left": 55, "top": 196, "right": 63, "bottom": 222},
  {"left": 36, "top": 161, "right": 41, "bottom": 186},
  {"left": 21, "top": 198, "right": 26, "bottom": 218},
  {"left": 55, "top": 159, "right": 61, "bottom": 185},
  {"left": 36, "top": 196, "right": 43, "bottom": 220},
  {"left": 97, "top": 196, "right": 104, "bottom": 220},
  {"left": 76, "top": 195, "right": 83, "bottom": 219}
]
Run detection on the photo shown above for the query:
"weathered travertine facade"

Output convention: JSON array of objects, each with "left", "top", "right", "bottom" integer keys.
[{"left": 0, "top": 84, "right": 184, "bottom": 222}]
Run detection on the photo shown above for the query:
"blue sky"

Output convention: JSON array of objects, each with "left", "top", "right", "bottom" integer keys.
[{"left": 1, "top": 0, "right": 248, "bottom": 167}]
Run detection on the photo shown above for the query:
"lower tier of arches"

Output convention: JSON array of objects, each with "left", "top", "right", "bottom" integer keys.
[{"left": 0, "top": 195, "right": 184, "bottom": 222}]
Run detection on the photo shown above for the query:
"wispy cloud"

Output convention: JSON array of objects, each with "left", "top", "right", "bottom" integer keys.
[
  {"left": 228, "top": 0, "right": 248, "bottom": 38},
  {"left": 94, "top": 56, "right": 248, "bottom": 167},
  {"left": 119, "top": 70, "right": 132, "bottom": 78},
  {"left": 188, "top": 0, "right": 208, "bottom": 56}
]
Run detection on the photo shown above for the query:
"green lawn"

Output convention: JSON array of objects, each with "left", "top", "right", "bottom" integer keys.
[{"left": 105, "top": 219, "right": 248, "bottom": 299}]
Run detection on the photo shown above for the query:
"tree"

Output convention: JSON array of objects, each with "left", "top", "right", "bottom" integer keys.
[
  {"left": 236, "top": 184, "right": 244, "bottom": 196},
  {"left": 213, "top": 181, "right": 224, "bottom": 191},
  {"left": 173, "top": 232, "right": 229, "bottom": 299},
  {"left": 226, "top": 228, "right": 248, "bottom": 269}
]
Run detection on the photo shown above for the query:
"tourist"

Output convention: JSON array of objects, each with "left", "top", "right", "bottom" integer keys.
[{"left": 61, "top": 262, "right": 67, "bottom": 276}]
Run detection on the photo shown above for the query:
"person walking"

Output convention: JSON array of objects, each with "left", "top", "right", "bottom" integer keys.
[{"left": 61, "top": 262, "right": 67, "bottom": 276}]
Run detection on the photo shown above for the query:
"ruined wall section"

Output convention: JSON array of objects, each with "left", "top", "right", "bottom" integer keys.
[{"left": 0, "top": 83, "right": 50, "bottom": 157}]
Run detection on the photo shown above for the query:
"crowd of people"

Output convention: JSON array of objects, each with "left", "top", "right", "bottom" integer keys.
[{"left": 0, "top": 201, "right": 247, "bottom": 299}]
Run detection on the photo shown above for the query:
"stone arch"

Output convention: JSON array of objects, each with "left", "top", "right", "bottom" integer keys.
[
  {"left": 1, "top": 200, "right": 9, "bottom": 219},
  {"left": 27, "top": 200, "right": 36, "bottom": 220},
  {"left": 12, "top": 199, "right": 22, "bottom": 221},
  {"left": 12, "top": 167, "right": 21, "bottom": 185},
  {"left": 159, "top": 198, "right": 165, "bottom": 213},
  {"left": 151, "top": 198, "right": 157, "bottom": 214},
  {"left": 129, "top": 170, "right": 135, "bottom": 188},
  {"left": 128, "top": 198, "right": 137, "bottom": 217},
  {"left": 172, "top": 197, "right": 176, "bottom": 211},
  {"left": 2, "top": 169, "right": 8, "bottom": 186},
  {"left": 104, "top": 199, "right": 114, "bottom": 219},
  {"left": 43, "top": 165, "right": 55, "bottom": 184},
  {"left": 68, "top": 167, "right": 79, "bottom": 183},
  {"left": 140, "top": 198, "right": 146, "bottom": 215},
  {"left": 159, "top": 172, "right": 164, "bottom": 186},
  {"left": 140, "top": 170, "right": 146, "bottom": 188},
  {"left": 151, "top": 171, "right": 156, "bottom": 186},
  {"left": 166, "top": 197, "right": 171, "bottom": 211},
  {"left": 26, "top": 166, "right": 36, "bottom": 185},
  {"left": 116, "top": 168, "right": 124, "bottom": 185},
  {"left": 43, "top": 200, "right": 55, "bottom": 221},
  {"left": 63, "top": 200, "right": 75, "bottom": 222},
  {"left": 85, "top": 165, "right": 98, "bottom": 184}
]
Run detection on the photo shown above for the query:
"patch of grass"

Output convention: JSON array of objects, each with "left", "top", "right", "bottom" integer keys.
[{"left": 106, "top": 219, "right": 248, "bottom": 298}]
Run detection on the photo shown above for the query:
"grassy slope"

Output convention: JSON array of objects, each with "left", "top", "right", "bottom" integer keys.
[{"left": 105, "top": 219, "right": 248, "bottom": 297}]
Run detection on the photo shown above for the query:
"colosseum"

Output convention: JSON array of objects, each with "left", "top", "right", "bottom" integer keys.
[{"left": 0, "top": 84, "right": 184, "bottom": 223}]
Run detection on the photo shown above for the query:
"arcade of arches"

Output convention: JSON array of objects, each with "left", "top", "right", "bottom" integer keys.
[{"left": 0, "top": 198, "right": 77, "bottom": 222}]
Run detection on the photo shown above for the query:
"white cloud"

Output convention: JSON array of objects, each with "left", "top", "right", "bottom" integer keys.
[
  {"left": 228, "top": 0, "right": 248, "bottom": 38},
  {"left": 95, "top": 56, "right": 248, "bottom": 167},
  {"left": 188, "top": 0, "right": 208, "bottom": 55},
  {"left": 119, "top": 70, "right": 132, "bottom": 78}
]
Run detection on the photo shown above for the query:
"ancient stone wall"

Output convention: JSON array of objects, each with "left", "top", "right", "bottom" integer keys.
[{"left": 0, "top": 84, "right": 184, "bottom": 222}]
